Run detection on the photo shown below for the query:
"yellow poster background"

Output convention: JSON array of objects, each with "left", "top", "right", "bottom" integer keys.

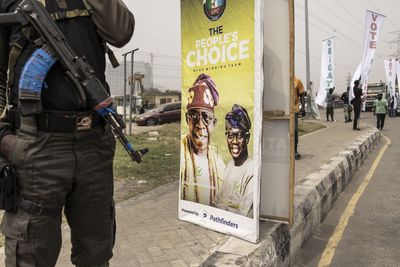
[{"left": 181, "top": 0, "right": 255, "bottom": 162}]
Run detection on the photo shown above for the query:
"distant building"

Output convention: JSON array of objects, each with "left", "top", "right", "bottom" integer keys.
[
  {"left": 113, "top": 89, "right": 181, "bottom": 109},
  {"left": 105, "top": 61, "right": 153, "bottom": 96},
  {"left": 144, "top": 90, "right": 181, "bottom": 107}
]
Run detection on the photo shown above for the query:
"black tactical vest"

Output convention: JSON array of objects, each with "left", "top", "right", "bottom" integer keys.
[{"left": 6, "top": 0, "right": 106, "bottom": 111}]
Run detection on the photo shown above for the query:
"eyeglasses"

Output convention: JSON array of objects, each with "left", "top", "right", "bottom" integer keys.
[
  {"left": 186, "top": 110, "right": 216, "bottom": 126},
  {"left": 226, "top": 131, "right": 246, "bottom": 141}
]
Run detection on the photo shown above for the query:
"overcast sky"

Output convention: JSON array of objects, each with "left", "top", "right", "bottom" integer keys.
[{"left": 116, "top": 0, "right": 400, "bottom": 93}]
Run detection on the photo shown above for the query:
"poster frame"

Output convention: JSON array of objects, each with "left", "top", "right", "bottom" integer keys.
[{"left": 259, "top": 0, "right": 294, "bottom": 228}]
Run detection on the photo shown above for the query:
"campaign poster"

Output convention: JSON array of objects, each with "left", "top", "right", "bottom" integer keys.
[{"left": 179, "top": 0, "right": 263, "bottom": 243}]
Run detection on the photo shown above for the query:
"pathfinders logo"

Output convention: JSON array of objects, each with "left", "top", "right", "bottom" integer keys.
[
  {"left": 203, "top": 0, "right": 226, "bottom": 21},
  {"left": 201, "top": 210, "right": 208, "bottom": 222}
]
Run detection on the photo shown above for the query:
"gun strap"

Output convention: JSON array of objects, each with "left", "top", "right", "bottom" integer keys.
[
  {"left": 56, "top": 0, "right": 67, "bottom": 9},
  {"left": 50, "top": 9, "right": 90, "bottom": 20},
  {"left": 105, "top": 45, "right": 120, "bottom": 68},
  {"left": 18, "top": 115, "right": 37, "bottom": 139},
  {"left": 4, "top": 39, "right": 25, "bottom": 119},
  {"left": 81, "top": 0, "right": 93, "bottom": 12}
]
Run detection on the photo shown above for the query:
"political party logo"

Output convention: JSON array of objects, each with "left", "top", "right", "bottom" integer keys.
[{"left": 203, "top": 0, "right": 226, "bottom": 21}]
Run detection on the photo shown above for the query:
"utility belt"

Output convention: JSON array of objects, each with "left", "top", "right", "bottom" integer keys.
[
  {"left": 1, "top": 108, "right": 106, "bottom": 214},
  {"left": 8, "top": 108, "right": 105, "bottom": 133}
]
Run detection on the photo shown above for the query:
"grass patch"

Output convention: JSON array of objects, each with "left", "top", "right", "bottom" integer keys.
[
  {"left": 113, "top": 120, "right": 325, "bottom": 201},
  {"left": 299, "top": 120, "right": 326, "bottom": 136},
  {"left": 113, "top": 122, "right": 181, "bottom": 201}
]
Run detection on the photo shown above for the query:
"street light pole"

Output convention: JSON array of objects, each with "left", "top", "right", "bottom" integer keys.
[
  {"left": 122, "top": 48, "right": 139, "bottom": 135},
  {"left": 123, "top": 54, "right": 127, "bottom": 133},
  {"left": 304, "top": 0, "right": 319, "bottom": 119},
  {"left": 304, "top": 0, "right": 312, "bottom": 116}
]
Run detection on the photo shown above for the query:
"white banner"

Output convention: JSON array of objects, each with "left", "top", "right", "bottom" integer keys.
[
  {"left": 360, "top": 10, "right": 385, "bottom": 89},
  {"left": 315, "top": 37, "right": 335, "bottom": 107},
  {"left": 349, "top": 62, "right": 362, "bottom": 103},
  {"left": 384, "top": 59, "right": 396, "bottom": 99},
  {"left": 395, "top": 60, "right": 400, "bottom": 109}
]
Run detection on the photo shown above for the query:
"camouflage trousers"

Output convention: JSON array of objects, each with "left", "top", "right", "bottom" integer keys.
[
  {"left": 0, "top": 124, "right": 116, "bottom": 267},
  {"left": 343, "top": 104, "right": 353, "bottom": 122}
]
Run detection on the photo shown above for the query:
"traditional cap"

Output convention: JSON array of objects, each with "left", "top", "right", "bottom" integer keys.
[
  {"left": 225, "top": 104, "right": 251, "bottom": 132},
  {"left": 187, "top": 73, "right": 219, "bottom": 112}
]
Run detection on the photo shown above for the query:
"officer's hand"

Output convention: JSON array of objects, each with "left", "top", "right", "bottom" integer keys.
[{"left": 0, "top": 134, "right": 17, "bottom": 161}]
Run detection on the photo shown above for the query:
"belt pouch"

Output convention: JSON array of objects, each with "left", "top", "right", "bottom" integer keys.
[{"left": 0, "top": 158, "right": 18, "bottom": 213}]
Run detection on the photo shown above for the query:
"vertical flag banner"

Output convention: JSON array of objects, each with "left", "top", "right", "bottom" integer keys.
[
  {"left": 315, "top": 37, "right": 335, "bottom": 107},
  {"left": 395, "top": 59, "right": 400, "bottom": 110},
  {"left": 179, "top": 0, "right": 263, "bottom": 243},
  {"left": 360, "top": 10, "right": 385, "bottom": 89},
  {"left": 384, "top": 59, "right": 396, "bottom": 99}
]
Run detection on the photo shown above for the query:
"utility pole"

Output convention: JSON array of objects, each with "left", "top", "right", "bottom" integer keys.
[
  {"left": 346, "top": 72, "right": 351, "bottom": 88},
  {"left": 122, "top": 48, "right": 139, "bottom": 135},
  {"left": 305, "top": 0, "right": 311, "bottom": 101},
  {"left": 150, "top": 53, "right": 154, "bottom": 89},
  {"left": 304, "top": 0, "right": 319, "bottom": 119},
  {"left": 123, "top": 53, "right": 127, "bottom": 134}
]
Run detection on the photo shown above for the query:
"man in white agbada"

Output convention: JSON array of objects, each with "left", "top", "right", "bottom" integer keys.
[
  {"left": 218, "top": 104, "right": 253, "bottom": 217},
  {"left": 180, "top": 74, "right": 225, "bottom": 206}
]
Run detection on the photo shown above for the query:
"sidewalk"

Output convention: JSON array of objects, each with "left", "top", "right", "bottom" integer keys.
[{"left": 0, "top": 110, "right": 381, "bottom": 266}]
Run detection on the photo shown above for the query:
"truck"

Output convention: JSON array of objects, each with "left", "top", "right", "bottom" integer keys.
[{"left": 364, "top": 82, "right": 387, "bottom": 112}]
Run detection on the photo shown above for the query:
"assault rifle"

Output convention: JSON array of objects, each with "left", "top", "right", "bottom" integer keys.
[{"left": 0, "top": 0, "right": 148, "bottom": 163}]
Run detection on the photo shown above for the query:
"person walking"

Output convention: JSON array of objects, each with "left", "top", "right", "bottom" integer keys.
[
  {"left": 352, "top": 80, "right": 363, "bottom": 131},
  {"left": 180, "top": 73, "right": 225, "bottom": 207},
  {"left": 389, "top": 95, "right": 396, "bottom": 117},
  {"left": 0, "top": 1, "right": 134, "bottom": 266},
  {"left": 373, "top": 93, "right": 388, "bottom": 130},
  {"left": 341, "top": 87, "right": 353, "bottom": 123},
  {"left": 326, "top": 88, "right": 335, "bottom": 122},
  {"left": 293, "top": 77, "right": 305, "bottom": 160}
]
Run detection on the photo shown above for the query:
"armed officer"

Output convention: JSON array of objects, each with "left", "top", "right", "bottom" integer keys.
[{"left": 0, "top": 0, "right": 134, "bottom": 266}]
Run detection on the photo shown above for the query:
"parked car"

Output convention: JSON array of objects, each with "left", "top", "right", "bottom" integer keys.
[{"left": 135, "top": 102, "right": 181, "bottom": 126}]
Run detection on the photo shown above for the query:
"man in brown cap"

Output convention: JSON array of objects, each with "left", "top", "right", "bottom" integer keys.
[{"left": 180, "top": 73, "right": 225, "bottom": 206}]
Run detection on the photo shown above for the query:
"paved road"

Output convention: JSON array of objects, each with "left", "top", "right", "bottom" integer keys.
[{"left": 293, "top": 111, "right": 400, "bottom": 266}]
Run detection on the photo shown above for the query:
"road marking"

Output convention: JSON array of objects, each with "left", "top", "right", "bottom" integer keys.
[{"left": 318, "top": 135, "right": 391, "bottom": 267}]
